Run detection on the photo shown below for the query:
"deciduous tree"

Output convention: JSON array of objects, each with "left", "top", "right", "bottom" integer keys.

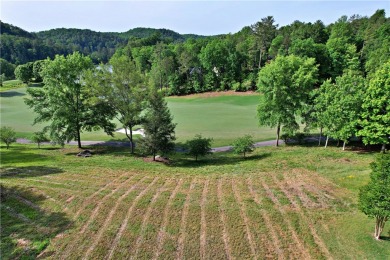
[
  {"left": 257, "top": 55, "right": 318, "bottom": 146},
  {"left": 25, "top": 52, "right": 115, "bottom": 148},
  {"left": 358, "top": 61, "right": 390, "bottom": 153},
  {"left": 0, "top": 126, "right": 17, "bottom": 149},
  {"left": 232, "top": 135, "right": 255, "bottom": 157},
  {"left": 186, "top": 134, "right": 212, "bottom": 161},
  {"left": 359, "top": 154, "right": 390, "bottom": 240},
  {"left": 86, "top": 55, "right": 146, "bottom": 153}
]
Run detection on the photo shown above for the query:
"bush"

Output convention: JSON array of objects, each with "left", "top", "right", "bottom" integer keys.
[
  {"left": 232, "top": 135, "right": 255, "bottom": 157},
  {"left": 186, "top": 134, "right": 213, "bottom": 161},
  {"left": 31, "top": 131, "right": 49, "bottom": 149},
  {"left": 0, "top": 126, "right": 17, "bottom": 149}
]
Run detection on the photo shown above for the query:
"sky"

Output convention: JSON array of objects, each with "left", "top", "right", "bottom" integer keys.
[{"left": 1, "top": 1, "right": 389, "bottom": 35}]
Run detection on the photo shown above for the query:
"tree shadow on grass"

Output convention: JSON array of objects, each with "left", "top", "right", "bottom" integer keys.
[
  {"left": 1, "top": 185, "right": 72, "bottom": 259},
  {"left": 0, "top": 166, "right": 64, "bottom": 178},
  {"left": 170, "top": 153, "right": 272, "bottom": 168},
  {"left": 0, "top": 91, "right": 25, "bottom": 97}
]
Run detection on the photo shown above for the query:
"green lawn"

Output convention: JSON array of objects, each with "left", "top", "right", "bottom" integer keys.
[
  {"left": 1, "top": 87, "right": 276, "bottom": 146},
  {"left": 1, "top": 144, "right": 388, "bottom": 259},
  {"left": 1, "top": 80, "right": 26, "bottom": 92}
]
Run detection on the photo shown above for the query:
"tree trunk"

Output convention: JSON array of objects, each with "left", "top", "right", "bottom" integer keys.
[
  {"left": 342, "top": 141, "right": 346, "bottom": 151},
  {"left": 337, "top": 139, "right": 340, "bottom": 147},
  {"left": 124, "top": 127, "right": 134, "bottom": 154},
  {"left": 374, "top": 216, "right": 387, "bottom": 240},
  {"left": 258, "top": 49, "right": 262, "bottom": 69},
  {"left": 153, "top": 150, "right": 156, "bottom": 161},
  {"left": 276, "top": 124, "right": 281, "bottom": 147},
  {"left": 77, "top": 128, "right": 82, "bottom": 149},
  {"left": 195, "top": 155, "right": 198, "bottom": 161},
  {"left": 318, "top": 127, "right": 323, "bottom": 146},
  {"left": 325, "top": 136, "right": 329, "bottom": 148},
  {"left": 381, "top": 143, "right": 386, "bottom": 154}
]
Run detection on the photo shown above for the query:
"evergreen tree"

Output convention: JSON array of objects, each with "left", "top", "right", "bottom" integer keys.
[{"left": 139, "top": 89, "right": 176, "bottom": 160}]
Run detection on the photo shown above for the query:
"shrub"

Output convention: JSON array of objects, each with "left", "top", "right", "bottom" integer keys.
[
  {"left": 186, "top": 134, "right": 213, "bottom": 161},
  {"left": 232, "top": 135, "right": 255, "bottom": 157},
  {"left": 0, "top": 126, "right": 17, "bottom": 149}
]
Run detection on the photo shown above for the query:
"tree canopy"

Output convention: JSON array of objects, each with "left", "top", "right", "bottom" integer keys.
[{"left": 25, "top": 52, "right": 116, "bottom": 148}]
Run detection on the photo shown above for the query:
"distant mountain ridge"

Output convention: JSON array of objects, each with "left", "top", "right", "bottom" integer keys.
[{"left": 0, "top": 21, "right": 208, "bottom": 64}]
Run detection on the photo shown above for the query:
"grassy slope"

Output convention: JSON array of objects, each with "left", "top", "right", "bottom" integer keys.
[
  {"left": 1, "top": 144, "right": 389, "bottom": 259},
  {"left": 1, "top": 87, "right": 274, "bottom": 146}
]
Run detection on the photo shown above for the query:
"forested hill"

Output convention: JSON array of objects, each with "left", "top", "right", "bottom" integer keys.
[
  {"left": 0, "top": 21, "right": 206, "bottom": 64},
  {"left": 118, "top": 27, "right": 206, "bottom": 41}
]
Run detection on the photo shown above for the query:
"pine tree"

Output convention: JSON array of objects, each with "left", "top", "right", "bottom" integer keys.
[{"left": 139, "top": 89, "right": 176, "bottom": 160}]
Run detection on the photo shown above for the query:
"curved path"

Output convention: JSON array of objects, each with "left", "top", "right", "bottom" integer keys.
[{"left": 16, "top": 138, "right": 285, "bottom": 152}]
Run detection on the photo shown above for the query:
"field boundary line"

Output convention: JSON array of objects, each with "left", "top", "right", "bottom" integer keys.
[
  {"left": 175, "top": 178, "right": 197, "bottom": 260},
  {"left": 272, "top": 176, "right": 333, "bottom": 259},
  {"left": 106, "top": 177, "right": 160, "bottom": 260},
  {"left": 217, "top": 178, "right": 233, "bottom": 260},
  {"left": 200, "top": 179, "right": 209, "bottom": 260},
  {"left": 246, "top": 179, "right": 285, "bottom": 259},
  {"left": 262, "top": 182, "right": 312, "bottom": 259},
  {"left": 231, "top": 179, "right": 257, "bottom": 259},
  {"left": 131, "top": 179, "right": 172, "bottom": 259},
  {"left": 82, "top": 176, "right": 150, "bottom": 260},
  {"left": 153, "top": 178, "right": 184, "bottom": 260}
]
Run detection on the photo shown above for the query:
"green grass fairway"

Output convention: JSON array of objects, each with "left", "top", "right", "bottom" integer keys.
[
  {"left": 1, "top": 144, "right": 389, "bottom": 259},
  {"left": 167, "top": 94, "right": 275, "bottom": 147},
  {"left": 1, "top": 88, "right": 275, "bottom": 146}
]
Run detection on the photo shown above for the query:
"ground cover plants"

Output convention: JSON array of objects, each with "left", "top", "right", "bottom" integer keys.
[{"left": 1, "top": 143, "right": 389, "bottom": 259}]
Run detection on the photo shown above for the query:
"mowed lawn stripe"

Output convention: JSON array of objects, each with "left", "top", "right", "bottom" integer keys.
[
  {"left": 262, "top": 182, "right": 312, "bottom": 259},
  {"left": 205, "top": 178, "right": 226, "bottom": 259},
  {"left": 246, "top": 178, "right": 285, "bottom": 259},
  {"left": 157, "top": 179, "right": 191, "bottom": 259},
  {"left": 200, "top": 179, "right": 209, "bottom": 260},
  {"left": 272, "top": 175, "right": 333, "bottom": 259},
  {"left": 59, "top": 173, "right": 141, "bottom": 258},
  {"left": 221, "top": 178, "right": 253, "bottom": 258},
  {"left": 217, "top": 178, "right": 233, "bottom": 260},
  {"left": 82, "top": 176, "right": 152, "bottom": 260},
  {"left": 131, "top": 179, "right": 173, "bottom": 259},
  {"left": 183, "top": 179, "right": 204, "bottom": 259},
  {"left": 231, "top": 178, "right": 257, "bottom": 258},
  {"left": 153, "top": 178, "right": 184, "bottom": 260},
  {"left": 176, "top": 178, "right": 197, "bottom": 259},
  {"left": 106, "top": 177, "right": 161, "bottom": 259},
  {"left": 135, "top": 179, "right": 179, "bottom": 259}
]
